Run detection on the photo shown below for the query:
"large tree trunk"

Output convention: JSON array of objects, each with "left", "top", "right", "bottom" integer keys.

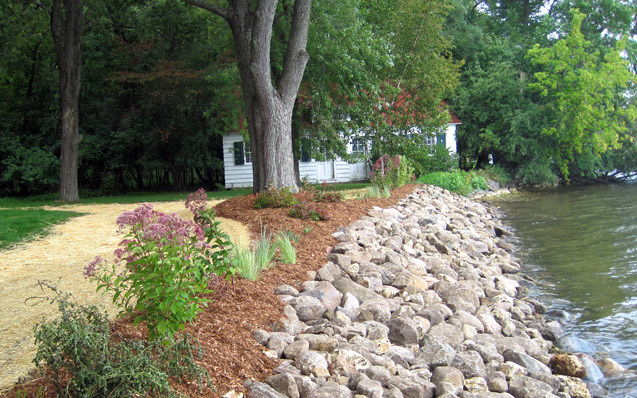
[
  {"left": 185, "top": 0, "right": 311, "bottom": 193},
  {"left": 51, "top": 0, "right": 83, "bottom": 202}
]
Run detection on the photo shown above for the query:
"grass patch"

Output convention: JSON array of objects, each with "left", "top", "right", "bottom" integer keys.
[
  {"left": 0, "top": 209, "right": 84, "bottom": 250},
  {"left": 364, "top": 185, "right": 391, "bottom": 199}
]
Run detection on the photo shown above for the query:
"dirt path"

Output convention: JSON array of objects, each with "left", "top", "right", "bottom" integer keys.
[{"left": 0, "top": 200, "right": 250, "bottom": 391}]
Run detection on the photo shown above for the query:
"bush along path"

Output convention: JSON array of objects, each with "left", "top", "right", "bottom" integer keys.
[{"left": 246, "top": 185, "right": 601, "bottom": 398}]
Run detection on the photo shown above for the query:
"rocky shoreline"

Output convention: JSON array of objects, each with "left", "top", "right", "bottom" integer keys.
[{"left": 244, "top": 185, "right": 615, "bottom": 398}]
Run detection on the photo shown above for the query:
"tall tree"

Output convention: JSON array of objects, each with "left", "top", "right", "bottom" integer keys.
[
  {"left": 50, "top": 0, "right": 83, "bottom": 201},
  {"left": 184, "top": 0, "right": 311, "bottom": 192},
  {"left": 526, "top": 9, "right": 636, "bottom": 181}
]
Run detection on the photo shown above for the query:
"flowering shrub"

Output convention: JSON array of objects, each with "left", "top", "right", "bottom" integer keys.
[
  {"left": 86, "top": 189, "right": 235, "bottom": 340},
  {"left": 369, "top": 154, "right": 414, "bottom": 189},
  {"left": 288, "top": 201, "right": 329, "bottom": 221},
  {"left": 255, "top": 186, "right": 298, "bottom": 209}
]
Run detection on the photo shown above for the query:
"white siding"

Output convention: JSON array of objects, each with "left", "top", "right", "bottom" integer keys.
[
  {"left": 445, "top": 124, "right": 458, "bottom": 154},
  {"left": 223, "top": 133, "right": 254, "bottom": 188}
]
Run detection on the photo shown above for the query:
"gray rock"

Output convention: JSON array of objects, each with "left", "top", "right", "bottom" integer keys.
[
  {"left": 452, "top": 350, "right": 487, "bottom": 379},
  {"left": 357, "top": 378, "right": 384, "bottom": 398},
  {"left": 388, "top": 374, "right": 436, "bottom": 398},
  {"left": 414, "top": 341, "right": 457, "bottom": 368},
  {"left": 333, "top": 277, "right": 383, "bottom": 302},
  {"left": 293, "top": 295, "right": 327, "bottom": 322},
  {"left": 422, "top": 322, "right": 465, "bottom": 349},
  {"left": 302, "top": 281, "right": 344, "bottom": 311},
  {"left": 266, "top": 374, "right": 300, "bottom": 398},
  {"left": 296, "top": 351, "right": 330, "bottom": 377},
  {"left": 283, "top": 339, "right": 310, "bottom": 360},
  {"left": 508, "top": 375, "right": 557, "bottom": 398},
  {"left": 364, "top": 365, "right": 392, "bottom": 387},
  {"left": 317, "top": 262, "right": 342, "bottom": 282},
  {"left": 503, "top": 350, "right": 552, "bottom": 378},
  {"left": 388, "top": 316, "right": 420, "bottom": 346},
  {"left": 357, "top": 298, "right": 392, "bottom": 323},
  {"left": 248, "top": 381, "right": 289, "bottom": 398},
  {"left": 307, "top": 381, "right": 353, "bottom": 398},
  {"left": 335, "top": 348, "right": 372, "bottom": 373},
  {"left": 432, "top": 366, "right": 465, "bottom": 396},
  {"left": 384, "top": 345, "right": 416, "bottom": 368},
  {"left": 297, "top": 334, "right": 340, "bottom": 352}
]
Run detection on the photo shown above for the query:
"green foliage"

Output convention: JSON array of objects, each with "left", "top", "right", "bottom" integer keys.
[
  {"left": 410, "top": 144, "right": 458, "bottom": 176},
  {"left": 288, "top": 202, "right": 329, "bottom": 221},
  {"left": 32, "top": 284, "right": 208, "bottom": 397},
  {"left": 275, "top": 231, "right": 297, "bottom": 264},
  {"left": 418, "top": 171, "right": 488, "bottom": 196},
  {"left": 255, "top": 186, "right": 298, "bottom": 209},
  {"left": 477, "top": 164, "right": 512, "bottom": 187},
  {"left": 526, "top": 9, "right": 637, "bottom": 181},
  {"left": 87, "top": 190, "right": 235, "bottom": 340},
  {"left": 0, "top": 209, "right": 83, "bottom": 250},
  {"left": 370, "top": 154, "right": 414, "bottom": 189}
]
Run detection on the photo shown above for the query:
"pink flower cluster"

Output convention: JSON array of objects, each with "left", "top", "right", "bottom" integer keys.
[
  {"left": 185, "top": 188, "right": 208, "bottom": 217},
  {"left": 115, "top": 203, "right": 206, "bottom": 255}
]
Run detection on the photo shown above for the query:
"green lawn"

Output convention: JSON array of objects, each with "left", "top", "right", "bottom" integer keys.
[{"left": 0, "top": 209, "right": 84, "bottom": 250}]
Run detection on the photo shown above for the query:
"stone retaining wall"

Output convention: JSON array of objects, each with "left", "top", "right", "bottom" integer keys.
[{"left": 246, "top": 185, "right": 593, "bottom": 398}]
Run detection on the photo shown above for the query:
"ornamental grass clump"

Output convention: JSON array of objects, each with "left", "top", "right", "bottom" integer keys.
[
  {"left": 231, "top": 227, "right": 276, "bottom": 280},
  {"left": 275, "top": 231, "right": 296, "bottom": 264},
  {"left": 85, "top": 188, "right": 235, "bottom": 340}
]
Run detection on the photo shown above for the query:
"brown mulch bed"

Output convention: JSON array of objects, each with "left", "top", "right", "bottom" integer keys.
[{"left": 3, "top": 184, "right": 418, "bottom": 398}]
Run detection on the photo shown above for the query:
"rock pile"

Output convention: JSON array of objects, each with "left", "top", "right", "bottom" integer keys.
[{"left": 247, "top": 185, "right": 592, "bottom": 398}]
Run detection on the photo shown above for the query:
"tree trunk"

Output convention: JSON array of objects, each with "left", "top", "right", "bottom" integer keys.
[
  {"left": 185, "top": 0, "right": 311, "bottom": 193},
  {"left": 51, "top": 0, "right": 83, "bottom": 202}
]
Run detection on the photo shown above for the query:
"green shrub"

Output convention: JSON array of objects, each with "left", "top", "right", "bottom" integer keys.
[
  {"left": 275, "top": 231, "right": 296, "bottom": 264},
  {"left": 410, "top": 145, "right": 458, "bottom": 176},
  {"left": 32, "top": 284, "right": 208, "bottom": 397},
  {"left": 255, "top": 186, "right": 298, "bottom": 209},
  {"left": 311, "top": 183, "right": 344, "bottom": 203},
  {"left": 417, "top": 171, "right": 488, "bottom": 196}
]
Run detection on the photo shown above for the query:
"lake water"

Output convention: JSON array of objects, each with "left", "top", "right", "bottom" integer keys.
[{"left": 492, "top": 181, "right": 637, "bottom": 397}]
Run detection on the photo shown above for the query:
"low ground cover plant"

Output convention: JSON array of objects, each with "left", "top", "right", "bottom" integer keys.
[
  {"left": 32, "top": 283, "right": 208, "bottom": 397},
  {"left": 309, "top": 182, "right": 344, "bottom": 203},
  {"left": 85, "top": 189, "right": 235, "bottom": 340},
  {"left": 418, "top": 171, "right": 488, "bottom": 196}
]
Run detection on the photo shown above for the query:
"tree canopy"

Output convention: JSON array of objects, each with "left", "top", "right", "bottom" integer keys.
[{"left": 1, "top": 0, "right": 636, "bottom": 197}]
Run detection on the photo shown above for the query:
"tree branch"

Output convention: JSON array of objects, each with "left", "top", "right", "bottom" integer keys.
[
  {"left": 250, "top": 0, "right": 277, "bottom": 101},
  {"left": 183, "top": 0, "right": 230, "bottom": 22},
  {"left": 278, "top": 0, "right": 311, "bottom": 104}
]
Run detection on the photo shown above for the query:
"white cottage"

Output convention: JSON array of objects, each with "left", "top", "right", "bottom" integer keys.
[{"left": 222, "top": 115, "right": 461, "bottom": 188}]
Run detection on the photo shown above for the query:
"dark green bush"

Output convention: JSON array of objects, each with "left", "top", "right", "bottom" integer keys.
[
  {"left": 32, "top": 285, "right": 209, "bottom": 397},
  {"left": 288, "top": 202, "right": 329, "bottom": 221}
]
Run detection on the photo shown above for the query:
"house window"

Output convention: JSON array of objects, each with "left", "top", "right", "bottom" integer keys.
[
  {"left": 351, "top": 138, "right": 366, "bottom": 155},
  {"left": 244, "top": 143, "right": 252, "bottom": 163},
  {"left": 233, "top": 141, "right": 251, "bottom": 165},
  {"left": 424, "top": 135, "right": 436, "bottom": 146}
]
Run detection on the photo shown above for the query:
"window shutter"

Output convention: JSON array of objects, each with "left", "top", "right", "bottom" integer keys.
[
  {"left": 301, "top": 147, "right": 311, "bottom": 162},
  {"left": 234, "top": 141, "right": 245, "bottom": 165}
]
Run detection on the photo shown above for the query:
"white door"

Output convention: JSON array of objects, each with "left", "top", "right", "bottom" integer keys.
[{"left": 318, "top": 160, "right": 335, "bottom": 181}]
